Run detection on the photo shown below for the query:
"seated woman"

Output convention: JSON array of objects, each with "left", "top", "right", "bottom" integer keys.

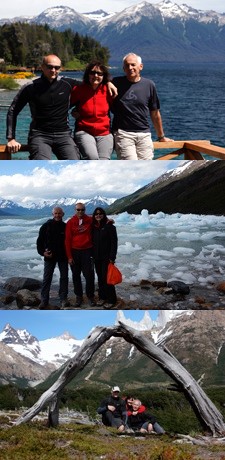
[
  {"left": 124, "top": 395, "right": 145, "bottom": 412},
  {"left": 71, "top": 61, "right": 114, "bottom": 160}
]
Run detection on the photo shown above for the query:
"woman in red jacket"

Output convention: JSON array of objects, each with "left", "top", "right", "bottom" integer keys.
[{"left": 71, "top": 61, "right": 114, "bottom": 160}]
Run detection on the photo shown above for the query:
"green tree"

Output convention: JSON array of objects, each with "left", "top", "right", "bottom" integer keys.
[{"left": 0, "top": 22, "right": 110, "bottom": 68}]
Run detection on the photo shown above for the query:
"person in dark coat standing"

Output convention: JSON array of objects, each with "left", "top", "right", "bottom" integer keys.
[
  {"left": 92, "top": 207, "right": 118, "bottom": 308},
  {"left": 37, "top": 207, "right": 69, "bottom": 309}
]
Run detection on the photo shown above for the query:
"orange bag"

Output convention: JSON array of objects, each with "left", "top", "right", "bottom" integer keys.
[{"left": 107, "top": 262, "right": 122, "bottom": 285}]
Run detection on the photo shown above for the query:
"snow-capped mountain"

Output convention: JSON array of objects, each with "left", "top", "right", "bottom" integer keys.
[
  {"left": 91, "top": 1, "right": 225, "bottom": 62},
  {"left": 2, "top": 310, "right": 225, "bottom": 389},
  {"left": 0, "top": 323, "right": 82, "bottom": 368},
  {"left": 0, "top": 199, "right": 24, "bottom": 211},
  {"left": 0, "top": 311, "right": 180, "bottom": 386},
  {"left": 116, "top": 309, "right": 184, "bottom": 332},
  {"left": 107, "top": 160, "right": 225, "bottom": 215},
  {"left": 68, "top": 310, "right": 225, "bottom": 389},
  {"left": 30, "top": 6, "right": 93, "bottom": 34},
  {"left": 1, "top": 2, "right": 224, "bottom": 62},
  {"left": 82, "top": 9, "right": 116, "bottom": 22},
  {"left": 0, "top": 196, "right": 116, "bottom": 217}
]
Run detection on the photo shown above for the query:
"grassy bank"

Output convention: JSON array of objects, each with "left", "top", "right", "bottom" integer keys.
[
  {"left": 0, "top": 71, "right": 34, "bottom": 90},
  {"left": 1, "top": 420, "right": 224, "bottom": 460},
  {"left": 0, "top": 77, "right": 19, "bottom": 90}
]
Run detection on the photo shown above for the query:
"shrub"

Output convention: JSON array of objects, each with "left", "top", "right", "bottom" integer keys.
[{"left": 0, "top": 76, "right": 19, "bottom": 90}]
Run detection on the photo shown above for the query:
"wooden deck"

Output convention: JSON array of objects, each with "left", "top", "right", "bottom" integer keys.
[{"left": 0, "top": 140, "right": 225, "bottom": 160}]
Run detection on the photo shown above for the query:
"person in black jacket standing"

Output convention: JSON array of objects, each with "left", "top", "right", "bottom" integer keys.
[
  {"left": 92, "top": 207, "right": 118, "bottom": 308},
  {"left": 37, "top": 207, "right": 69, "bottom": 309}
]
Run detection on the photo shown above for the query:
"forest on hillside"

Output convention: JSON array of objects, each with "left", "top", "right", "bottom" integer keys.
[
  {"left": 1, "top": 383, "right": 225, "bottom": 434},
  {"left": 0, "top": 22, "right": 110, "bottom": 69}
]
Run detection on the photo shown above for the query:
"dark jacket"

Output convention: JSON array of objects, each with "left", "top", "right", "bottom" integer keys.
[
  {"left": 37, "top": 219, "right": 67, "bottom": 261},
  {"left": 7, "top": 75, "right": 80, "bottom": 139},
  {"left": 92, "top": 222, "right": 117, "bottom": 262},
  {"left": 127, "top": 409, "right": 156, "bottom": 430},
  {"left": 97, "top": 395, "right": 126, "bottom": 419}
]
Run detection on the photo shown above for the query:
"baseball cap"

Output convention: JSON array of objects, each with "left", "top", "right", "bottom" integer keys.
[{"left": 112, "top": 386, "right": 120, "bottom": 392}]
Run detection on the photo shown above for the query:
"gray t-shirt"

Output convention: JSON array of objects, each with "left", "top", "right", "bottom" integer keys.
[{"left": 111, "top": 76, "right": 160, "bottom": 132}]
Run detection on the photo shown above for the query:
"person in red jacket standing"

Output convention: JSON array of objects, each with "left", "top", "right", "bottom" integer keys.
[
  {"left": 70, "top": 61, "right": 114, "bottom": 160},
  {"left": 65, "top": 203, "right": 95, "bottom": 307}
]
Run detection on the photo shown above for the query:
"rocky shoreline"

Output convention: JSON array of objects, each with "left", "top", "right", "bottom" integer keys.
[
  {"left": 1, "top": 276, "right": 225, "bottom": 310},
  {"left": 15, "top": 77, "right": 37, "bottom": 87}
]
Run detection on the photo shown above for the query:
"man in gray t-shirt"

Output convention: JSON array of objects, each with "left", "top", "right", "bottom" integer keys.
[{"left": 112, "top": 53, "right": 173, "bottom": 160}]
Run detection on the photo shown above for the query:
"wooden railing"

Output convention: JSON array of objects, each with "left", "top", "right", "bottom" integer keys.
[{"left": 0, "top": 140, "right": 225, "bottom": 160}]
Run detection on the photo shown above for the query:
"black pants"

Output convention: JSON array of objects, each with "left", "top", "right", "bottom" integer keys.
[
  {"left": 94, "top": 259, "right": 117, "bottom": 304},
  {"left": 29, "top": 130, "right": 80, "bottom": 160},
  {"left": 41, "top": 259, "right": 68, "bottom": 304},
  {"left": 71, "top": 248, "right": 95, "bottom": 298},
  {"left": 103, "top": 410, "right": 123, "bottom": 428}
]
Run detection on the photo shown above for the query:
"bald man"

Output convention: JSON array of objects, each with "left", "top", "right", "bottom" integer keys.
[
  {"left": 37, "top": 207, "right": 69, "bottom": 309},
  {"left": 6, "top": 54, "right": 80, "bottom": 160}
]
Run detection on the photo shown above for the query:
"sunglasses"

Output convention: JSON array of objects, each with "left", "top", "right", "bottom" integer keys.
[
  {"left": 95, "top": 212, "right": 103, "bottom": 215},
  {"left": 89, "top": 70, "right": 104, "bottom": 76},
  {"left": 45, "top": 64, "right": 61, "bottom": 70},
  {"left": 76, "top": 208, "right": 85, "bottom": 211}
]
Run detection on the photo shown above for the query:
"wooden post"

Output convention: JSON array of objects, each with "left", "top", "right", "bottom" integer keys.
[{"left": 48, "top": 395, "right": 60, "bottom": 428}]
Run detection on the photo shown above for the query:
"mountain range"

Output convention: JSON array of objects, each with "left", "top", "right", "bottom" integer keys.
[
  {"left": 0, "top": 323, "right": 82, "bottom": 386},
  {"left": 106, "top": 160, "right": 225, "bottom": 215},
  {"left": 1, "top": 161, "right": 225, "bottom": 217},
  {"left": 1, "top": 2, "right": 225, "bottom": 62},
  {"left": 0, "top": 195, "right": 115, "bottom": 217},
  {"left": 0, "top": 310, "right": 225, "bottom": 388}
]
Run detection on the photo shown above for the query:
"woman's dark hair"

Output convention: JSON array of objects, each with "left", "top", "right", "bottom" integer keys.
[
  {"left": 83, "top": 61, "right": 110, "bottom": 85},
  {"left": 93, "top": 207, "right": 107, "bottom": 225}
]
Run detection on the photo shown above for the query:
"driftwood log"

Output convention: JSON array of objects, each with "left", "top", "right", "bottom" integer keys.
[{"left": 14, "top": 323, "right": 225, "bottom": 436}]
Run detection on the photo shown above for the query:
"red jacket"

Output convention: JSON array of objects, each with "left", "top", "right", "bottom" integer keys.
[
  {"left": 127, "top": 405, "right": 146, "bottom": 416},
  {"left": 71, "top": 83, "right": 112, "bottom": 136},
  {"left": 65, "top": 214, "right": 93, "bottom": 259}
]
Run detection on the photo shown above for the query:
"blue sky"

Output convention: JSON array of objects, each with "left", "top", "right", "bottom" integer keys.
[
  {"left": 0, "top": 310, "right": 158, "bottom": 340},
  {"left": 1, "top": 1, "right": 224, "bottom": 18},
  {"left": 0, "top": 160, "right": 185, "bottom": 205}
]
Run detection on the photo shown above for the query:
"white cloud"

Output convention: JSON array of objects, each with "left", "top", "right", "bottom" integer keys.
[{"left": 0, "top": 161, "right": 179, "bottom": 204}]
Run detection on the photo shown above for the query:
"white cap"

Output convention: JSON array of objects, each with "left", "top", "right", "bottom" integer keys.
[{"left": 112, "top": 386, "right": 120, "bottom": 392}]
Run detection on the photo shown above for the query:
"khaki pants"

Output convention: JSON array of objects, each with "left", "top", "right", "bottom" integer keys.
[{"left": 114, "top": 129, "right": 154, "bottom": 160}]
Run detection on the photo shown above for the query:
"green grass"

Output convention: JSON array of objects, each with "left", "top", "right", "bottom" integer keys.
[
  {"left": 0, "top": 77, "right": 19, "bottom": 90},
  {"left": 0, "top": 421, "right": 217, "bottom": 460},
  {"left": 64, "top": 59, "right": 85, "bottom": 71}
]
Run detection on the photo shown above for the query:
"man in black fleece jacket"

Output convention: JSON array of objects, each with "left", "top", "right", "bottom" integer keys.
[
  {"left": 6, "top": 54, "right": 80, "bottom": 160},
  {"left": 37, "top": 207, "right": 69, "bottom": 309},
  {"left": 97, "top": 386, "right": 126, "bottom": 432}
]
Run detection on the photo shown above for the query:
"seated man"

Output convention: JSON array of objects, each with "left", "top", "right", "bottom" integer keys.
[
  {"left": 97, "top": 386, "right": 126, "bottom": 432},
  {"left": 6, "top": 54, "right": 80, "bottom": 160},
  {"left": 127, "top": 399, "right": 165, "bottom": 434}
]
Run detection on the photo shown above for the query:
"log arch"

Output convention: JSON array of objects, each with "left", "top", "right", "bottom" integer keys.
[{"left": 14, "top": 322, "right": 225, "bottom": 436}]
